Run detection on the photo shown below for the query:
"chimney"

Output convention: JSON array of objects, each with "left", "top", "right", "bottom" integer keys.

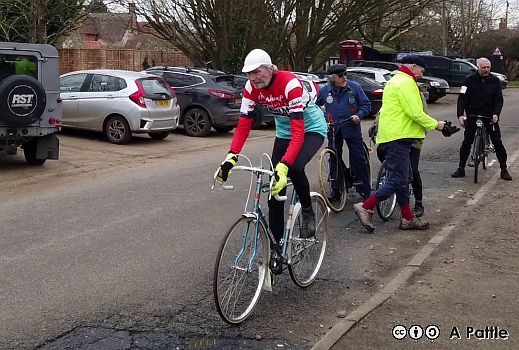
[{"left": 129, "top": 2, "right": 138, "bottom": 33}]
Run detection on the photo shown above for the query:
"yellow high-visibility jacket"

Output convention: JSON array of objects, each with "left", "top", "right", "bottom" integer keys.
[{"left": 376, "top": 71, "right": 437, "bottom": 144}]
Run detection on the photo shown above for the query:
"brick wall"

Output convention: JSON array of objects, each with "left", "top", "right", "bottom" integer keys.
[{"left": 58, "top": 48, "right": 191, "bottom": 74}]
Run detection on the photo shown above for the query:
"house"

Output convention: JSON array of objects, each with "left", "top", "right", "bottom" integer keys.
[{"left": 60, "top": 3, "right": 176, "bottom": 50}]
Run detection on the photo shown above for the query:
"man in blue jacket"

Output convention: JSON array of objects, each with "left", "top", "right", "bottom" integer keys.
[{"left": 316, "top": 64, "right": 372, "bottom": 201}]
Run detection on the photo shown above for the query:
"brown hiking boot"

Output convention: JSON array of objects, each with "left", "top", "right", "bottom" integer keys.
[
  {"left": 353, "top": 203, "right": 374, "bottom": 233},
  {"left": 399, "top": 217, "right": 430, "bottom": 230}
]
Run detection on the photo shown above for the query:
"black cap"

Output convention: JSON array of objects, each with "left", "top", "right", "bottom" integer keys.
[
  {"left": 326, "top": 64, "right": 347, "bottom": 75},
  {"left": 399, "top": 55, "right": 427, "bottom": 69}
]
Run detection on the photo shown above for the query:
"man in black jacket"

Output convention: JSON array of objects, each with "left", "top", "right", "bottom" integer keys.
[{"left": 451, "top": 57, "right": 512, "bottom": 181}]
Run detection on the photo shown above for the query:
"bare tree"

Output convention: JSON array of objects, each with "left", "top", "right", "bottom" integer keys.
[{"left": 0, "top": 0, "right": 117, "bottom": 44}]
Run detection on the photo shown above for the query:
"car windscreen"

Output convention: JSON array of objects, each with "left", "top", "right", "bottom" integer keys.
[{"left": 139, "top": 78, "right": 172, "bottom": 98}]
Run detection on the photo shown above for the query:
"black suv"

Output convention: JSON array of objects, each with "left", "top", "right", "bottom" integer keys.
[
  {"left": 0, "top": 42, "right": 61, "bottom": 165},
  {"left": 145, "top": 67, "right": 242, "bottom": 137},
  {"left": 350, "top": 60, "right": 450, "bottom": 102}
]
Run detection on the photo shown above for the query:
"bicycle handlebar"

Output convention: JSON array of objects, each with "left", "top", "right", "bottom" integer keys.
[{"left": 212, "top": 164, "right": 288, "bottom": 201}]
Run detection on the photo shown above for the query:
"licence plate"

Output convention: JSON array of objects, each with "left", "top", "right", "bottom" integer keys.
[
  {"left": 234, "top": 98, "right": 242, "bottom": 105},
  {"left": 156, "top": 100, "right": 171, "bottom": 108}
]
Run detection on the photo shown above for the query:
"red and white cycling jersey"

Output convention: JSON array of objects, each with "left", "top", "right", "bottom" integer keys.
[
  {"left": 240, "top": 71, "right": 310, "bottom": 117},
  {"left": 230, "top": 70, "right": 309, "bottom": 166}
]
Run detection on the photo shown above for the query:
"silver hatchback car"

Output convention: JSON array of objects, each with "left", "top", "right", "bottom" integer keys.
[{"left": 60, "top": 69, "right": 180, "bottom": 144}]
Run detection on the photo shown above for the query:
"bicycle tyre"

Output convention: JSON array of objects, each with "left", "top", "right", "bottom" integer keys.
[
  {"left": 375, "top": 162, "right": 396, "bottom": 221},
  {"left": 473, "top": 132, "right": 482, "bottom": 184},
  {"left": 288, "top": 193, "right": 329, "bottom": 288},
  {"left": 213, "top": 216, "right": 270, "bottom": 324},
  {"left": 362, "top": 141, "right": 372, "bottom": 190},
  {"left": 318, "top": 148, "right": 347, "bottom": 212}
]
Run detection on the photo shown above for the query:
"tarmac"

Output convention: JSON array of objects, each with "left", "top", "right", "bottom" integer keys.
[{"left": 312, "top": 150, "right": 519, "bottom": 350}]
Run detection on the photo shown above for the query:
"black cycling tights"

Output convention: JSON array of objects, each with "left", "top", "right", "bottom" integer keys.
[{"left": 268, "top": 132, "right": 324, "bottom": 243}]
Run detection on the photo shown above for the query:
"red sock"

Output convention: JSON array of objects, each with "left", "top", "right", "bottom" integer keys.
[
  {"left": 363, "top": 194, "right": 379, "bottom": 210},
  {"left": 400, "top": 204, "right": 414, "bottom": 221}
]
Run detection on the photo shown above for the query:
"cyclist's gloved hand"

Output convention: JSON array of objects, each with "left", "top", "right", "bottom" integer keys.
[
  {"left": 215, "top": 152, "right": 238, "bottom": 184},
  {"left": 441, "top": 121, "right": 461, "bottom": 137},
  {"left": 272, "top": 162, "right": 289, "bottom": 196}
]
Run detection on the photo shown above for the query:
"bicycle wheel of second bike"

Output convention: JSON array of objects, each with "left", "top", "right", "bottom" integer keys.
[
  {"left": 213, "top": 217, "right": 270, "bottom": 324},
  {"left": 375, "top": 162, "right": 397, "bottom": 221},
  {"left": 318, "top": 148, "right": 347, "bottom": 212},
  {"left": 288, "top": 193, "right": 329, "bottom": 287}
]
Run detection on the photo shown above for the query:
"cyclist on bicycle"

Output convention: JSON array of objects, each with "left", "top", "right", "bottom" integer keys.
[
  {"left": 315, "top": 64, "right": 372, "bottom": 201},
  {"left": 215, "top": 49, "right": 327, "bottom": 243},
  {"left": 353, "top": 55, "right": 445, "bottom": 232},
  {"left": 451, "top": 57, "right": 511, "bottom": 181}
]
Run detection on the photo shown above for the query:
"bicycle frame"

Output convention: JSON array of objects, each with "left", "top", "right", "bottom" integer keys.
[{"left": 216, "top": 154, "right": 301, "bottom": 270}]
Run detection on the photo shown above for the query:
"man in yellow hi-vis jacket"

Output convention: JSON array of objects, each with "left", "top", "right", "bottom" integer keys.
[{"left": 353, "top": 55, "right": 445, "bottom": 233}]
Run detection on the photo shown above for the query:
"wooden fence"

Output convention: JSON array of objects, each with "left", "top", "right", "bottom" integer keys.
[{"left": 58, "top": 48, "right": 191, "bottom": 74}]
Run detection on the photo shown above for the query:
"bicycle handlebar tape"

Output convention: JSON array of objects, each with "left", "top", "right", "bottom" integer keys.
[{"left": 442, "top": 121, "right": 461, "bottom": 137}]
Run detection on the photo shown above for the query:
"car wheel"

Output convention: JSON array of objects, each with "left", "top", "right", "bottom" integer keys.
[
  {"left": 105, "top": 115, "right": 132, "bottom": 144},
  {"left": 0, "top": 75, "right": 46, "bottom": 127},
  {"left": 213, "top": 125, "right": 234, "bottom": 133},
  {"left": 183, "top": 107, "right": 211, "bottom": 137},
  {"left": 148, "top": 131, "right": 170, "bottom": 140},
  {"left": 428, "top": 97, "right": 438, "bottom": 103},
  {"left": 23, "top": 140, "right": 46, "bottom": 166}
]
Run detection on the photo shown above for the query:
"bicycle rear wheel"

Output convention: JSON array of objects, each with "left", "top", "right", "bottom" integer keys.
[
  {"left": 362, "top": 141, "right": 372, "bottom": 190},
  {"left": 473, "top": 132, "right": 482, "bottom": 184},
  {"left": 375, "top": 162, "right": 396, "bottom": 221},
  {"left": 288, "top": 193, "right": 328, "bottom": 288},
  {"left": 213, "top": 216, "right": 269, "bottom": 324},
  {"left": 318, "top": 148, "right": 347, "bottom": 212}
]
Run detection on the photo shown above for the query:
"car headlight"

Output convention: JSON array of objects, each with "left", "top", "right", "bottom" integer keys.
[{"left": 430, "top": 81, "right": 441, "bottom": 87}]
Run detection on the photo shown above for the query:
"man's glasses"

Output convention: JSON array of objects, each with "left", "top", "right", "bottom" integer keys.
[{"left": 337, "top": 73, "right": 347, "bottom": 78}]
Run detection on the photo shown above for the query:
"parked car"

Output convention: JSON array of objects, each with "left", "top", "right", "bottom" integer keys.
[
  {"left": 398, "top": 55, "right": 508, "bottom": 88},
  {"left": 60, "top": 69, "right": 180, "bottom": 144},
  {"left": 348, "top": 62, "right": 449, "bottom": 102},
  {"left": 145, "top": 66, "right": 243, "bottom": 137},
  {"left": 0, "top": 42, "right": 61, "bottom": 165},
  {"left": 317, "top": 73, "right": 384, "bottom": 116},
  {"left": 293, "top": 73, "right": 320, "bottom": 101}
]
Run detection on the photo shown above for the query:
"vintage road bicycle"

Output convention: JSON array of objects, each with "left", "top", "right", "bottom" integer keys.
[
  {"left": 212, "top": 153, "right": 329, "bottom": 324},
  {"left": 318, "top": 117, "right": 371, "bottom": 212}
]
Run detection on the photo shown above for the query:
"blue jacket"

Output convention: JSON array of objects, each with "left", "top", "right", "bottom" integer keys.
[{"left": 316, "top": 81, "right": 371, "bottom": 123}]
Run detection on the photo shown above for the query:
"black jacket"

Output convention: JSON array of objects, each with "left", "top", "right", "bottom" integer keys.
[{"left": 457, "top": 72, "right": 503, "bottom": 118}]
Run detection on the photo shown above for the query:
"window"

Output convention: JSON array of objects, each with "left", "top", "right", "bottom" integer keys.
[
  {"left": 0, "top": 54, "right": 38, "bottom": 80},
  {"left": 60, "top": 73, "right": 88, "bottom": 92},
  {"left": 139, "top": 78, "right": 171, "bottom": 95},
  {"left": 88, "top": 74, "right": 126, "bottom": 92},
  {"left": 164, "top": 72, "right": 203, "bottom": 87}
]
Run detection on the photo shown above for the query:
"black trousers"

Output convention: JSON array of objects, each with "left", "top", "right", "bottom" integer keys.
[
  {"left": 459, "top": 118, "right": 507, "bottom": 169},
  {"left": 269, "top": 132, "right": 324, "bottom": 242}
]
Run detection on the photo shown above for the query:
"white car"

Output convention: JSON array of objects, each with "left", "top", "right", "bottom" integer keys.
[
  {"left": 60, "top": 69, "right": 180, "bottom": 144},
  {"left": 294, "top": 72, "right": 320, "bottom": 101},
  {"left": 346, "top": 67, "right": 392, "bottom": 85}
]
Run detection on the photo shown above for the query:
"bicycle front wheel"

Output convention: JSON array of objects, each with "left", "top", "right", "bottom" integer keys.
[
  {"left": 213, "top": 216, "right": 270, "bottom": 324},
  {"left": 288, "top": 193, "right": 328, "bottom": 288},
  {"left": 375, "top": 162, "right": 396, "bottom": 221},
  {"left": 318, "top": 148, "right": 347, "bottom": 212}
]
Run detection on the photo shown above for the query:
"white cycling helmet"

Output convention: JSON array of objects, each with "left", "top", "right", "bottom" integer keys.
[{"left": 242, "top": 49, "right": 272, "bottom": 73}]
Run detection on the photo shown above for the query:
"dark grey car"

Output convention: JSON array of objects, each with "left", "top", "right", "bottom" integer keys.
[{"left": 145, "top": 67, "right": 243, "bottom": 137}]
